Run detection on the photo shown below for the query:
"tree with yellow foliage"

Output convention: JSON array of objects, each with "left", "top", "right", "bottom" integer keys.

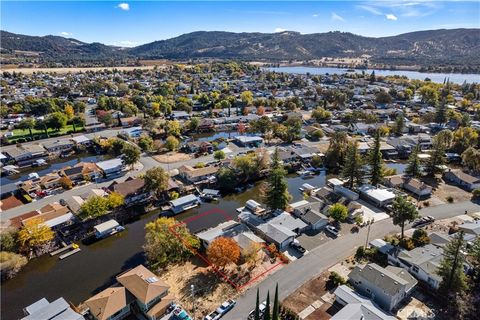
[
  {"left": 64, "top": 103, "right": 74, "bottom": 119},
  {"left": 17, "top": 218, "right": 54, "bottom": 253}
]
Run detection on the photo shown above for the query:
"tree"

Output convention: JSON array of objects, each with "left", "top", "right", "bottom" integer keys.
[
  {"left": 325, "top": 131, "right": 348, "bottom": 169},
  {"left": 437, "top": 231, "right": 467, "bottom": 294},
  {"left": 254, "top": 288, "right": 261, "bottom": 320},
  {"left": 469, "top": 236, "right": 480, "bottom": 283},
  {"left": 393, "top": 113, "right": 405, "bottom": 136},
  {"left": 17, "top": 217, "right": 54, "bottom": 251},
  {"left": 341, "top": 142, "right": 365, "bottom": 189},
  {"left": 311, "top": 155, "right": 323, "bottom": 168},
  {"left": 435, "top": 99, "right": 447, "bottom": 124},
  {"left": 0, "top": 251, "right": 28, "bottom": 280},
  {"left": 64, "top": 103, "right": 74, "bottom": 119},
  {"left": 233, "top": 154, "right": 258, "bottom": 181},
  {"left": 311, "top": 107, "right": 331, "bottom": 123},
  {"left": 452, "top": 127, "right": 479, "bottom": 154},
  {"left": 189, "top": 117, "right": 200, "bottom": 132},
  {"left": 206, "top": 237, "right": 241, "bottom": 268},
  {"left": 216, "top": 167, "right": 238, "bottom": 193},
  {"left": 375, "top": 89, "right": 392, "bottom": 104},
  {"left": 79, "top": 196, "right": 109, "bottom": 219},
  {"left": 17, "top": 118, "right": 36, "bottom": 140},
  {"left": 122, "top": 144, "right": 141, "bottom": 169},
  {"left": 71, "top": 115, "right": 85, "bottom": 133},
  {"left": 144, "top": 217, "right": 200, "bottom": 268},
  {"left": 138, "top": 135, "right": 153, "bottom": 152},
  {"left": 46, "top": 112, "right": 67, "bottom": 131},
  {"left": 328, "top": 203, "right": 348, "bottom": 222},
  {"left": 461, "top": 147, "right": 480, "bottom": 172},
  {"left": 272, "top": 284, "right": 279, "bottom": 320},
  {"left": 0, "top": 230, "right": 18, "bottom": 252},
  {"left": 240, "top": 90, "right": 254, "bottom": 106},
  {"left": 434, "top": 129, "right": 453, "bottom": 150},
  {"left": 264, "top": 291, "right": 271, "bottom": 320},
  {"left": 107, "top": 192, "right": 124, "bottom": 209},
  {"left": 412, "top": 228, "right": 430, "bottom": 247},
  {"left": 59, "top": 176, "right": 73, "bottom": 190},
  {"left": 34, "top": 119, "right": 49, "bottom": 136},
  {"left": 426, "top": 140, "right": 445, "bottom": 176},
  {"left": 213, "top": 150, "right": 226, "bottom": 161},
  {"left": 391, "top": 196, "right": 419, "bottom": 239},
  {"left": 369, "top": 131, "right": 384, "bottom": 186},
  {"left": 166, "top": 120, "right": 182, "bottom": 137},
  {"left": 164, "top": 135, "right": 180, "bottom": 151},
  {"left": 262, "top": 149, "right": 291, "bottom": 210},
  {"left": 405, "top": 144, "right": 422, "bottom": 177},
  {"left": 143, "top": 167, "right": 169, "bottom": 199}
]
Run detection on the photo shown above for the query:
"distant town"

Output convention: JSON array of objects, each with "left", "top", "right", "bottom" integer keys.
[{"left": 1, "top": 61, "right": 479, "bottom": 320}]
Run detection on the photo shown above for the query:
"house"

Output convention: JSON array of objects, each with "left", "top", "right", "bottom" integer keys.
[
  {"left": 184, "top": 141, "right": 213, "bottom": 154},
  {"left": 234, "top": 135, "right": 263, "bottom": 147},
  {"left": 290, "top": 200, "right": 329, "bottom": 231},
  {"left": 277, "top": 150, "right": 297, "bottom": 164},
  {"left": 387, "top": 244, "right": 444, "bottom": 289},
  {"left": 42, "top": 139, "right": 75, "bottom": 154},
  {"left": 348, "top": 263, "right": 417, "bottom": 311},
  {"left": 458, "top": 220, "right": 480, "bottom": 236},
  {"left": 116, "top": 265, "right": 176, "bottom": 320},
  {"left": 120, "top": 117, "right": 140, "bottom": 127},
  {"left": 168, "top": 194, "right": 200, "bottom": 214},
  {"left": 171, "top": 111, "right": 190, "bottom": 120},
  {"left": 70, "top": 135, "right": 92, "bottom": 147},
  {"left": 85, "top": 285, "right": 132, "bottom": 320},
  {"left": 61, "top": 166, "right": 85, "bottom": 182},
  {"left": 244, "top": 199, "right": 266, "bottom": 215},
  {"left": 39, "top": 173, "right": 62, "bottom": 189},
  {"left": 178, "top": 165, "right": 219, "bottom": 183},
  {"left": 22, "top": 203, "right": 73, "bottom": 228},
  {"left": 196, "top": 220, "right": 264, "bottom": 249},
  {"left": 256, "top": 211, "right": 307, "bottom": 250},
  {"left": 74, "top": 162, "right": 102, "bottom": 181},
  {"left": 197, "top": 119, "right": 215, "bottom": 132},
  {"left": 108, "top": 178, "right": 151, "bottom": 206},
  {"left": 120, "top": 126, "right": 143, "bottom": 138},
  {"left": 403, "top": 178, "right": 432, "bottom": 198},
  {"left": 444, "top": 169, "right": 480, "bottom": 191},
  {"left": 97, "top": 159, "right": 124, "bottom": 178},
  {"left": 358, "top": 185, "right": 396, "bottom": 208},
  {"left": 332, "top": 285, "right": 396, "bottom": 320},
  {"left": 2, "top": 144, "right": 47, "bottom": 166},
  {"left": 22, "top": 297, "right": 84, "bottom": 320}
]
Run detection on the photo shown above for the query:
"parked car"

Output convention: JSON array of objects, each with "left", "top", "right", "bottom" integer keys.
[
  {"left": 325, "top": 225, "right": 340, "bottom": 237},
  {"left": 290, "top": 241, "right": 306, "bottom": 254},
  {"left": 248, "top": 301, "right": 267, "bottom": 319},
  {"left": 204, "top": 299, "right": 236, "bottom": 320},
  {"left": 412, "top": 216, "right": 435, "bottom": 228}
]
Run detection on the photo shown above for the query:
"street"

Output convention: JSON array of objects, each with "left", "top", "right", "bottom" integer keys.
[{"left": 225, "top": 200, "right": 480, "bottom": 320}]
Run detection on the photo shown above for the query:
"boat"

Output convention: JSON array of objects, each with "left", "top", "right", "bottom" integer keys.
[
  {"left": 200, "top": 189, "right": 221, "bottom": 201},
  {"left": 296, "top": 170, "right": 314, "bottom": 178},
  {"left": 169, "top": 194, "right": 200, "bottom": 214},
  {"left": 32, "top": 158, "right": 47, "bottom": 167},
  {"left": 94, "top": 219, "right": 125, "bottom": 239}
]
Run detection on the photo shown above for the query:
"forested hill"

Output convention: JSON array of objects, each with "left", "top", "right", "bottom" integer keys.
[{"left": 2, "top": 28, "right": 479, "bottom": 68}]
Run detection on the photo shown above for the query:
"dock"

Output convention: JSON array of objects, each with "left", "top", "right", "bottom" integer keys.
[
  {"left": 59, "top": 248, "right": 81, "bottom": 260},
  {"left": 50, "top": 244, "right": 74, "bottom": 256}
]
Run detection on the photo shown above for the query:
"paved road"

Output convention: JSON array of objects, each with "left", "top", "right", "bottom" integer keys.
[{"left": 225, "top": 201, "right": 480, "bottom": 320}]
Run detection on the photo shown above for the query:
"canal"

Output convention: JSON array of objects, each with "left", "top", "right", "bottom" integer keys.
[{"left": 1, "top": 173, "right": 326, "bottom": 319}]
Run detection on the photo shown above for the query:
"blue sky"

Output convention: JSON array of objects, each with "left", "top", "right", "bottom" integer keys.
[{"left": 2, "top": 1, "right": 479, "bottom": 47}]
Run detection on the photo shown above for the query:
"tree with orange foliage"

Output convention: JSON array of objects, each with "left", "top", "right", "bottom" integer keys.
[
  {"left": 256, "top": 106, "right": 265, "bottom": 116},
  {"left": 207, "top": 237, "right": 240, "bottom": 268}
]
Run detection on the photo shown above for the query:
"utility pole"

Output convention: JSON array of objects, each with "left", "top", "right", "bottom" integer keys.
[{"left": 191, "top": 284, "right": 195, "bottom": 320}]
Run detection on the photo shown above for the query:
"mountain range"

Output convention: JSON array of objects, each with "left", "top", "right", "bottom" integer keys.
[{"left": 1, "top": 29, "right": 479, "bottom": 67}]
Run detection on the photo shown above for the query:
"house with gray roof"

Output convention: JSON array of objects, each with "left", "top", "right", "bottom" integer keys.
[
  {"left": 348, "top": 263, "right": 417, "bottom": 311},
  {"left": 22, "top": 297, "right": 84, "bottom": 320},
  {"left": 196, "top": 220, "right": 264, "bottom": 250},
  {"left": 290, "top": 200, "right": 329, "bottom": 231}
]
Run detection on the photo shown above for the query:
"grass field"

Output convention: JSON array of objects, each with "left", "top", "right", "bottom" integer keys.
[{"left": 3, "top": 124, "right": 85, "bottom": 143}]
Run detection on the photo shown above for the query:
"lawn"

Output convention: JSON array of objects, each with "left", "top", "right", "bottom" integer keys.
[{"left": 3, "top": 124, "right": 85, "bottom": 143}]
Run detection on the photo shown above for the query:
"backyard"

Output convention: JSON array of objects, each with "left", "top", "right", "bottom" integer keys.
[{"left": 2, "top": 124, "right": 85, "bottom": 143}]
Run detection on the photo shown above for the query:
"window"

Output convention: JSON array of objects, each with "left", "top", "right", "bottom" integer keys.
[{"left": 412, "top": 266, "right": 419, "bottom": 273}]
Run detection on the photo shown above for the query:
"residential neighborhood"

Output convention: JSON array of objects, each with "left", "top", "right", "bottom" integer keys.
[{"left": 1, "top": 58, "right": 479, "bottom": 320}]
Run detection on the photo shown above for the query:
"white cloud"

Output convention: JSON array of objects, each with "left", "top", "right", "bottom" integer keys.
[
  {"left": 312, "top": 14, "right": 318, "bottom": 18},
  {"left": 59, "top": 32, "right": 72, "bottom": 36},
  {"left": 331, "top": 12, "right": 345, "bottom": 22},
  {"left": 357, "top": 5, "right": 383, "bottom": 15},
  {"left": 274, "top": 28, "right": 287, "bottom": 33},
  {"left": 117, "top": 3, "right": 129, "bottom": 11},
  {"left": 386, "top": 13, "right": 398, "bottom": 20}
]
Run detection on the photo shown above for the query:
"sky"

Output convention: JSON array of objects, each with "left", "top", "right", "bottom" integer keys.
[{"left": 1, "top": 1, "right": 479, "bottom": 47}]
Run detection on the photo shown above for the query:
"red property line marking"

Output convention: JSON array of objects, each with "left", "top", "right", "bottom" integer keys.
[{"left": 168, "top": 208, "right": 285, "bottom": 291}]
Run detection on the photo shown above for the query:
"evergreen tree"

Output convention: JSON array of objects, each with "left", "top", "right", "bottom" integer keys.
[
  {"left": 272, "top": 284, "right": 280, "bottom": 320},
  {"left": 369, "top": 131, "right": 384, "bottom": 186},
  {"left": 426, "top": 140, "right": 445, "bottom": 176},
  {"left": 405, "top": 144, "right": 422, "bottom": 177},
  {"left": 341, "top": 141, "right": 365, "bottom": 189},
  {"left": 437, "top": 231, "right": 468, "bottom": 294},
  {"left": 264, "top": 291, "right": 271, "bottom": 320},
  {"left": 391, "top": 196, "right": 419, "bottom": 239},
  {"left": 435, "top": 98, "right": 447, "bottom": 124},
  {"left": 325, "top": 131, "right": 349, "bottom": 169},
  {"left": 394, "top": 113, "right": 405, "bottom": 136},
  {"left": 254, "top": 288, "right": 261, "bottom": 320},
  {"left": 263, "top": 149, "right": 292, "bottom": 210}
]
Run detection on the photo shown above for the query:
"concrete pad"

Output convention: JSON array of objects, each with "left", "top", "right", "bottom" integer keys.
[
  {"left": 311, "top": 300, "right": 323, "bottom": 309},
  {"left": 321, "top": 292, "right": 335, "bottom": 304},
  {"left": 328, "top": 262, "right": 352, "bottom": 279},
  {"left": 298, "top": 305, "right": 316, "bottom": 319}
]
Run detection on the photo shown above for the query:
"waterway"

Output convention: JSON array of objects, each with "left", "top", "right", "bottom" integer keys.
[
  {"left": 1, "top": 172, "right": 326, "bottom": 319},
  {"left": 265, "top": 66, "right": 480, "bottom": 84}
]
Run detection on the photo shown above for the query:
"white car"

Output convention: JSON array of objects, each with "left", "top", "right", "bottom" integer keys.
[{"left": 325, "top": 225, "right": 340, "bottom": 237}]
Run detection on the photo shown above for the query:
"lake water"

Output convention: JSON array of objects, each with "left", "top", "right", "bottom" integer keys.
[
  {"left": 265, "top": 66, "right": 480, "bottom": 84},
  {"left": 1, "top": 172, "right": 326, "bottom": 319}
]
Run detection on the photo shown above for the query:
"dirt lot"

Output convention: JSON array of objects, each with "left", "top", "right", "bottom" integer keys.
[
  {"left": 0, "top": 195, "right": 24, "bottom": 211},
  {"left": 282, "top": 272, "right": 338, "bottom": 320},
  {"left": 431, "top": 180, "right": 472, "bottom": 203},
  {"left": 153, "top": 152, "right": 192, "bottom": 163}
]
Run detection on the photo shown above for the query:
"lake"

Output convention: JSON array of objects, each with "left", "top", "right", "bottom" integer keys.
[
  {"left": 264, "top": 66, "right": 480, "bottom": 84},
  {"left": 1, "top": 172, "right": 326, "bottom": 319}
]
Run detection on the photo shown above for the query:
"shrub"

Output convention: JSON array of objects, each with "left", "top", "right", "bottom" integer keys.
[
  {"left": 399, "top": 238, "right": 415, "bottom": 250},
  {"left": 472, "top": 188, "right": 480, "bottom": 199},
  {"left": 328, "top": 271, "right": 347, "bottom": 288},
  {"left": 412, "top": 229, "right": 430, "bottom": 247},
  {"left": 278, "top": 252, "right": 290, "bottom": 264},
  {"left": 423, "top": 200, "right": 430, "bottom": 207},
  {"left": 446, "top": 196, "right": 454, "bottom": 203},
  {"left": 355, "top": 246, "right": 365, "bottom": 260},
  {"left": 0, "top": 251, "right": 28, "bottom": 280},
  {"left": 59, "top": 177, "right": 73, "bottom": 190}
]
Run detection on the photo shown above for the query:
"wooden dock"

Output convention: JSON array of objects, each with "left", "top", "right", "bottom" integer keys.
[
  {"left": 59, "top": 248, "right": 81, "bottom": 260},
  {"left": 50, "top": 244, "right": 74, "bottom": 256}
]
